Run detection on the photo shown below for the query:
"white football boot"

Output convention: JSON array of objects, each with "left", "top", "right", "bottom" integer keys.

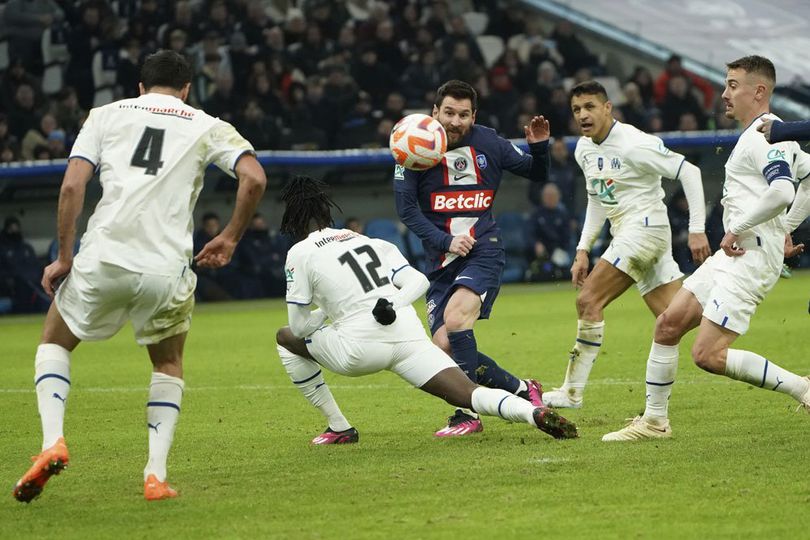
[
  {"left": 601, "top": 416, "right": 672, "bottom": 442},
  {"left": 542, "top": 387, "right": 583, "bottom": 409},
  {"left": 796, "top": 376, "right": 810, "bottom": 413}
]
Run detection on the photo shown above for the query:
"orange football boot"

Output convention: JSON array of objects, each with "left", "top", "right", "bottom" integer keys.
[
  {"left": 144, "top": 474, "right": 178, "bottom": 501},
  {"left": 13, "top": 437, "right": 70, "bottom": 503}
]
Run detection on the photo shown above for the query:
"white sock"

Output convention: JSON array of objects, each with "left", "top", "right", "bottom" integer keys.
[
  {"left": 278, "top": 345, "right": 351, "bottom": 432},
  {"left": 516, "top": 379, "right": 528, "bottom": 394},
  {"left": 471, "top": 387, "right": 534, "bottom": 425},
  {"left": 144, "top": 372, "right": 184, "bottom": 482},
  {"left": 643, "top": 342, "right": 678, "bottom": 422},
  {"left": 35, "top": 344, "right": 72, "bottom": 450},
  {"left": 725, "top": 349, "right": 809, "bottom": 401},
  {"left": 560, "top": 320, "right": 605, "bottom": 397}
]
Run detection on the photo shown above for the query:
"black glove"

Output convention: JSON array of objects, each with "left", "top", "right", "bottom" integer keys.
[{"left": 372, "top": 298, "right": 396, "bottom": 325}]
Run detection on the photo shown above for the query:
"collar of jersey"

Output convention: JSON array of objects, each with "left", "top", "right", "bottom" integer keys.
[
  {"left": 141, "top": 92, "right": 185, "bottom": 104},
  {"left": 743, "top": 111, "right": 770, "bottom": 132},
  {"left": 593, "top": 120, "right": 618, "bottom": 146}
]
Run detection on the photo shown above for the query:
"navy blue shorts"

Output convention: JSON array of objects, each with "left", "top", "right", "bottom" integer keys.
[{"left": 425, "top": 248, "right": 505, "bottom": 335}]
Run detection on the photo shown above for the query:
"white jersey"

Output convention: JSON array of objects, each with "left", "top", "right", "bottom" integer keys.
[
  {"left": 285, "top": 228, "right": 426, "bottom": 342},
  {"left": 69, "top": 92, "right": 254, "bottom": 275},
  {"left": 723, "top": 113, "right": 801, "bottom": 248},
  {"left": 574, "top": 120, "right": 686, "bottom": 233}
]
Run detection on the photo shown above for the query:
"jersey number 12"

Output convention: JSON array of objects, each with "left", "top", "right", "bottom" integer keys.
[
  {"left": 338, "top": 245, "right": 390, "bottom": 293},
  {"left": 131, "top": 127, "right": 165, "bottom": 175}
]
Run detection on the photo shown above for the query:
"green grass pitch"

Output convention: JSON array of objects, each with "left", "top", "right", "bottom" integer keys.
[{"left": 2, "top": 272, "right": 809, "bottom": 539}]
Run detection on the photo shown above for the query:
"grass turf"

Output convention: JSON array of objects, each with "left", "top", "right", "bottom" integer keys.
[{"left": 2, "top": 271, "right": 809, "bottom": 539}]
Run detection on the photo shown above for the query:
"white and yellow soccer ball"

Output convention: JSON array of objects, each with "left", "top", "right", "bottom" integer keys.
[{"left": 389, "top": 113, "right": 447, "bottom": 171}]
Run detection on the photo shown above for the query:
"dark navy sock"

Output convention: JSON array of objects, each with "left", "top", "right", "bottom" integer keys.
[
  {"left": 476, "top": 352, "right": 521, "bottom": 393},
  {"left": 447, "top": 330, "right": 480, "bottom": 383}
]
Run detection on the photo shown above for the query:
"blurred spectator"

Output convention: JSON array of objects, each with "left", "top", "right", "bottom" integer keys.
[
  {"left": 65, "top": 2, "right": 105, "bottom": 109},
  {"left": 345, "top": 217, "right": 363, "bottom": 233},
  {"left": 21, "top": 113, "right": 61, "bottom": 159},
  {"left": 203, "top": 73, "right": 239, "bottom": 123},
  {"left": 117, "top": 37, "right": 143, "bottom": 98},
  {"left": 2, "top": 59, "right": 41, "bottom": 112},
  {"left": 400, "top": 49, "right": 442, "bottom": 107},
  {"left": 619, "top": 82, "right": 650, "bottom": 131},
  {"left": 489, "top": 66, "right": 520, "bottom": 134},
  {"left": 289, "top": 24, "right": 332, "bottom": 76},
  {"left": 234, "top": 213, "right": 287, "bottom": 297},
  {"left": 382, "top": 92, "right": 406, "bottom": 123},
  {"left": 441, "top": 15, "right": 485, "bottom": 67},
  {"left": 527, "top": 184, "right": 572, "bottom": 281},
  {"left": 551, "top": 20, "right": 599, "bottom": 76},
  {"left": 242, "top": 0, "right": 272, "bottom": 47},
  {"left": 193, "top": 212, "right": 236, "bottom": 301},
  {"left": 199, "top": 0, "right": 234, "bottom": 39},
  {"left": 351, "top": 46, "right": 397, "bottom": 109},
  {"left": 654, "top": 54, "right": 715, "bottom": 110},
  {"left": 238, "top": 100, "right": 282, "bottom": 151},
  {"left": 628, "top": 66, "right": 656, "bottom": 107},
  {"left": 661, "top": 74, "right": 706, "bottom": 131},
  {"left": 8, "top": 84, "right": 40, "bottom": 140},
  {"left": 441, "top": 41, "right": 482, "bottom": 85},
  {"left": 371, "top": 18, "right": 407, "bottom": 74},
  {"left": 0, "top": 114, "right": 20, "bottom": 156},
  {"left": 3, "top": 0, "right": 65, "bottom": 74},
  {"left": 0, "top": 217, "right": 48, "bottom": 312},
  {"left": 530, "top": 138, "right": 580, "bottom": 214},
  {"left": 531, "top": 60, "right": 560, "bottom": 107}
]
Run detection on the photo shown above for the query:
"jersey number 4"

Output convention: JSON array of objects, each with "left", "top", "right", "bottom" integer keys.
[
  {"left": 131, "top": 127, "right": 165, "bottom": 175},
  {"left": 338, "top": 245, "right": 390, "bottom": 293}
]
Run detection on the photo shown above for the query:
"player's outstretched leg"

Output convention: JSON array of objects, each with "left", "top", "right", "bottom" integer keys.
[
  {"left": 14, "top": 343, "right": 73, "bottom": 503},
  {"left": 721, "top": 350, "right": 810, "bottom": 409},
  {"left": 277, "top": 343, "right": 356, "bottom": 444},
  {"left": 421, "top": 367, "right": 578, "bottom": 439},
  {"left": 476, "top": 353, "right": 544, "bottom": 406}
]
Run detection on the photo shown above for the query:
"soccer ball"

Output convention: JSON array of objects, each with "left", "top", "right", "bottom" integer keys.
[{"left": 389, "top": 113, "right": 447, "bottom": 171}]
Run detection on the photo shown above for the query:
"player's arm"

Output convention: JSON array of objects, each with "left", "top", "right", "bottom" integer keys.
[
  {"left": 785, "top": 152, "right": 810, "bottom": 233},
  {"left": 287, "top": 305, "right": 328, "bottom": 338},
  {"left": 393, "top": 168, "right": 453, "bottom": 252},
  {"left": 571, "top": 192, "right": 607, "bottom": 287},
  {"left": 721, "top": 165, "right": 795, "bottom": 256},
  {"left": 196, "top": 130, "right": 267, "bottom": 268},
  {"left": 42, "top": 158, "right": 95, "bottom": 298},
  {"left": 371, "top": 242, "right": 430, "bottom": 325},
  {"left": 759, "top": 119, "right": 810, "bottom": 144},
  {"left": 500, "top": 119, "right": 551, "bottom": 183}
]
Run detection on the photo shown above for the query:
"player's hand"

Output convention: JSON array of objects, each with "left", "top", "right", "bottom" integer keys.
[
  {"left": 41, "top": 258, "right": 72, "bottom": 299},
  {"left": 570, "top": 250, "right": 590, "bottom": 288},
  {"left": 372, "top": 298, "right": 396, "bottom": 325},
  {"left": 784, "top": 233, "right": 805, "bottom": 259},
  {"left": 688, "top": 232, "right": 711, "bottom": 265},
  {"left": 195, "top": 234, "right": 237, "bottom": 268},
  {"left": 524, "top": 115, "right": 550, "bottom": 144},
  {"left": 449, "top": 234, "right": 475, "bottom": 257},
  {"left": 756, "top": 119, "right": 778, "bottom": 143},
  {"left": 719, "top": 232, "right": 745, "bottom": 257}
]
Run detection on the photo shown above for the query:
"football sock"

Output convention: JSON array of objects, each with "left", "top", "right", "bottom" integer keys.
[
  {"left": 559, "top": 319, "right": 605, "bottom": 397},
  {"left": 724, "top": 349, "right": 810, "bottom": 401},
  {"left": 34, "top": 344, "right": 71, "bottom": 450},
  {"left": 278, "top": 345, "right": 351, "bottom": 432},
  {"left": 144, "top": 372, "right": 184, "bottom": 482},
  {"left": 447, "top": 330, "right": 480, "bottom": 382},
  {"left": 470, "top": 387, "right": 534, "bottom": 425},
  {"left": 476, "top": 352, "right": 521, "bottom": 393},
  {"left": 643, "top": 342, "right": 678, "bottom": 421}
]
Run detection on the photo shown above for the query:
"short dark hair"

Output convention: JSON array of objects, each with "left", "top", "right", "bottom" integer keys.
[
  {"left": 569, "top": 80, "right": 609, "bottom": 102},
  {"left": 726, "top": 55, "right": 776, "bottom": 84},
  {"left": 435, "top": 80, "right": 478, "bottom": 112},
  {"left": 140, "top": 50, "right": 192, "bottom": 91}
]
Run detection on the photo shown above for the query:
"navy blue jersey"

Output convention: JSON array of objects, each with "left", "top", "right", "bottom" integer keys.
[{"left": 394, "top": 124, "right": 549, "bottom": 274}]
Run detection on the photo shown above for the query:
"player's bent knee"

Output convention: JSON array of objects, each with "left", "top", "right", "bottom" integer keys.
[
  {"left": 443, "top": 309, "right": 475, "bottom": 332},
  {"left": 690, "top": 342, "right": 724, "bottom": 374},
  {"left": 276, "top": 327, "right": 294, "bottom": 348},
  {"left": 654, "top": 311, "right": 682, "bottom": 345},
  {"left": 575, "top": 290, "right": 600, "bottom": 319}
]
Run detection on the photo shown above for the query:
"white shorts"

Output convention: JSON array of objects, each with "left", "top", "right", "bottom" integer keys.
[
  {"left": 56, "top": 255, "right": 196, "bottom": 345},
  {"left": 305, "top": 325, "right": 457, "bottom": 387},
  {"left": 682, "top": 245, "right": 781, "bottom": 335},
  {"left": 601, "top": 225, "right": 683, "bottom": 296}
]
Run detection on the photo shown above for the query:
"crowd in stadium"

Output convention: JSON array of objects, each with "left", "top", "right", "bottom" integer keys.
[{"left": 0, "top": 0, "right": 805, "bottom": 313}]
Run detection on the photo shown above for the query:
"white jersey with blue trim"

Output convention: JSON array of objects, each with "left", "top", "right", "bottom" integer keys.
[
  {"left": 574, "top": 120, "right": 685, "bottom": 233},
  {"left": 723, "top": 113, "right": 801, "bottom": 246},
  {"left": 284, "top": 228, "right": 427, "bottom": 342},
  {"left": 69, "top": 92, "right": 254, "bottom": 275}
]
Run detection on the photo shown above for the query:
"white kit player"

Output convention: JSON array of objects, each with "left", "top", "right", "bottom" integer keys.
[
  {"left": 13, "top": 51, "right": 267, "bottom": 502},
  {"left": 543, "top": 80, "right": 711, "bottom": 409},
  {"left": 273, "top": 176, "right": 578, "bottom": 443},
  {"left": 603, "top": 55, "right": 810, "bottom": 441}
]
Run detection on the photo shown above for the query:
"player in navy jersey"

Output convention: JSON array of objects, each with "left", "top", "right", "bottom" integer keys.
[{"left": 394, "top": 80, "right": 551, "bottom": 436}]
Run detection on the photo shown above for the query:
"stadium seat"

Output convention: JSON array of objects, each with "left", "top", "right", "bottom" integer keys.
[
  {"left": 476, "top": 35, "right": 504, "bottom": 69},
  {"left": 364, "top": 218, "right": 407, "bottom": 255},
  {"left": 497, "top": 211, "right": 529, "bottom": 283},
  {"left": 462, "top": 12, "right": 489, "bottom": 36},
  {"left": 41, "top": 26, "right": 70, "bottom": 95}
]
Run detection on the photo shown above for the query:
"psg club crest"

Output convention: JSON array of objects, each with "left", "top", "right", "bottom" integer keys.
[
  {"left": 476, "top": 154, "right": 488, "bottom": 170},
  {"left": 453, "top": 157, "right": 467, "bottom": 171}
]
